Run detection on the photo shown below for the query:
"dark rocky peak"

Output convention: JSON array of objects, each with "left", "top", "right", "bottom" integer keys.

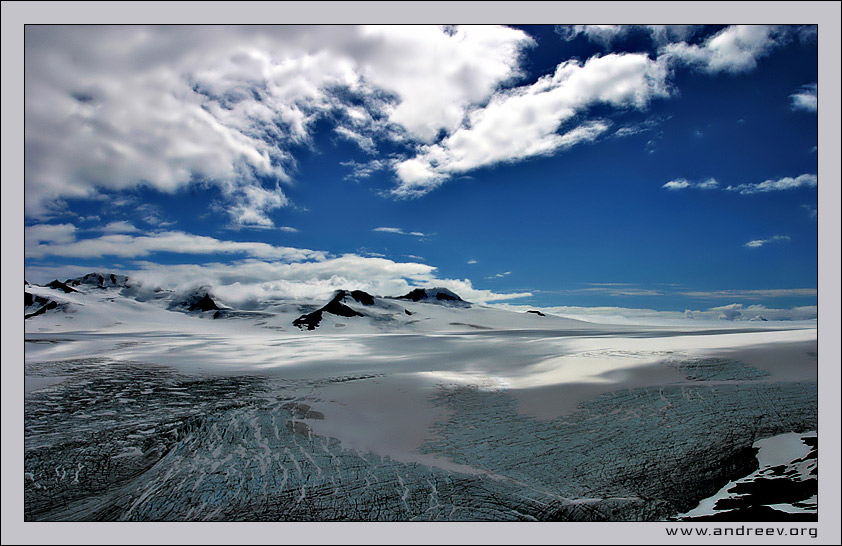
[
  {"left": 190, "top": 294, "right": 220, "bottom": 312},
  {"left": 349, "top": 290, "right": 375, "bottom": 306},
  {"left": 293, "top": 291, "right": 366, "bottom": 330},
  {"left": 526, "top": 310, "right": 546, "bottom": 317},
  {"left": 170, "top": 287, "right": 222, "bottom": 313},
  {"left": 327, "top": 289, "right": 377, "bottom": 306},
  {"left": 321, "top": 291, "right": 365, "bottom": 318},
  {"left": 46, "top": 279, "right": 78, "bottom": 293},
  {"left": 66, "top": 272, "right": 130, "bottom": 289},
  {"left": 397, "top": 287, "right": 466, "bottom": 304}
]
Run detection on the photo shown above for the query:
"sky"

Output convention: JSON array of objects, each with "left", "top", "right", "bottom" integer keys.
[{"left": 22, "top": 24, "right": 821, "bottom": 319}]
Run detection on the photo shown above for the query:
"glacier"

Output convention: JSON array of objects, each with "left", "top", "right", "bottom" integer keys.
[{"left": 23, "top": 274, "right": 818, "bottom": 521}]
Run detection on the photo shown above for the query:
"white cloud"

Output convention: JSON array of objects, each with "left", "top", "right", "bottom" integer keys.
[
  {"left": 24, "top": 223, "right": 77, "bottom": 246},
  {"left": 392, "top": 52, "right": 670, "bottom": 196},
  {"left": 663, "top": 179, "right": 691, "bottom": 190},
  {"left": 661, "top": 25, "right": 784, "bottom": 74},
  {"left": 790, "top": 83, "right": 817, "bottom": 112},
  {"left": 25, "top": 25, "right": 533, "bottom": 222},
  {"left": 662, "top": 177, "right": 719, "bottom": 191},
  {"left": 24, "top": 228, "right": 326, "bottom": 262},
  {"left": 23, "top": 24, "right": 815, "bottom": 219},
  {"left": 580, "top": 286, "right": 663, "bottom": 297},
  {"left": 373, "top": 227, "right": 426, "bottom": 238},
  {"left": 487, "top": 271, "right": 511, "bottom": 279},
  {"left": 334, "top": 126, "right": 376, "bottom": 153},
  {"left": 555, "top": 25, "right": 700, "bottom": 49},
  {"left": 467, "top": 259, "right": 478, "bottom": 264},
  {"left": 136, "top": 204, "right": 177, "bottom": 228},
  {"left": 100, "top": 221, "right": 140, "bottom": 234},
  {"left": 696, "top": 178, "right": 720, "bottom": 190},
  {"left": 667, "top": 174, "right": 816, "bottom": 195},
  {"left": 726, "top": 174, "right": 817, "bottom": 195},
  {"left": 613, "top": 117, "right": 663, "bottom": 138},
  {"left": 554, "top": 25, "right": 630, "bottom": 49},
  {"left": 341, "top": 159, "right": 388, "bottom": 181},
  {"left": 645, "top": 25, "right": 703, "bottom": 46},
  {"left": 226, "top": 184, "right": 288, "bottom": 227},
  {"left": 744, "top": 235, "right": 791, "bottom": 248}
]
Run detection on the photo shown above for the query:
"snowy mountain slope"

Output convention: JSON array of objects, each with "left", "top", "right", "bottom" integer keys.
[{"left": 23, "top": 272, "right": 593, "bottom": 335}]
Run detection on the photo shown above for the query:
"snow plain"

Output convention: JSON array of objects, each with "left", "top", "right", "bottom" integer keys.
[{"left": 23, "top": 278, "right": 818, "bottom": 521}]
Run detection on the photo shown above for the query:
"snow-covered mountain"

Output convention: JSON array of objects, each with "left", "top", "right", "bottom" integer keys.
[
  {"left": 24, "top": 272, "right": 589, "bottom": 333},
  {"left": 396, "top": 287, "right": 468, "bottom": 305},
  {"left": 66, "top": 272, "right": 130, "bottom": 289}
]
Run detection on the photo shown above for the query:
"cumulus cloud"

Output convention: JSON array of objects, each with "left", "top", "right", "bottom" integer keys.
[
  {"left": 392, "top": 52, "right": 670, "bottom": 196},
  {"left": 25, "top": 25, "right": 533, "bottom": 222},
  {"left": 744, "top": 235, "right": 791, "bottom": 248},
  {"left": 790, "top": 83, "right": 817, "bottom": 112},
  {"left": 661, "top": 25, "right": 785, "bottom": 74},
  {"left": 726, "top": 174, "right": 817, "bottom": 195},
  {"left": 25, "top": 24, "right": 803, "bottom": 213},
  {"left": 662, "top": 177, "right": 719, "bottom": 190}
]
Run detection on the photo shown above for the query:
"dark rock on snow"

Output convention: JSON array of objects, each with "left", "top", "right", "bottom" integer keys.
[{"left": 46, "top": 280, "right": 78, "bottom": 293}]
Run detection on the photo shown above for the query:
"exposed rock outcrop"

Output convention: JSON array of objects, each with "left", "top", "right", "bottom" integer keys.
[{"left": 293, "top": 290, "right": 365, "bottom": 330}]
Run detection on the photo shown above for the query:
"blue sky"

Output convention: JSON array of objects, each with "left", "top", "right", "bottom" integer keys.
[{"left": 23, "top": 24, "right": 819, "bottom": 317}]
